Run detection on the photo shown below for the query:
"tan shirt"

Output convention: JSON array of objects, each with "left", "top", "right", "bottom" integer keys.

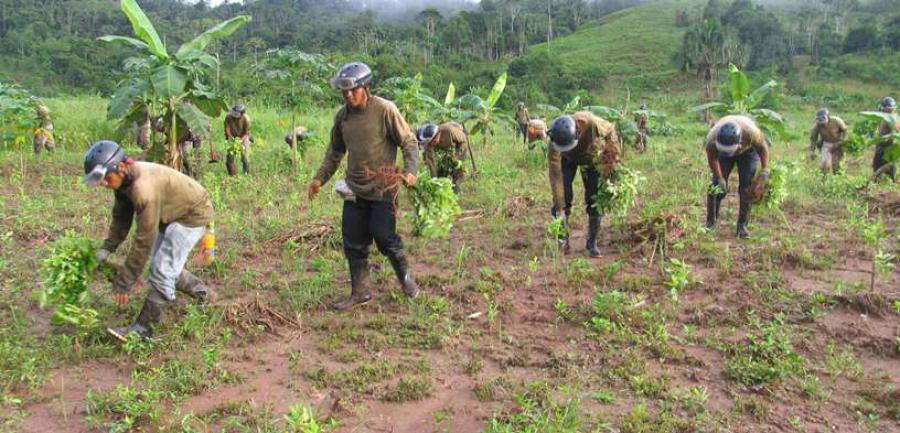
[
  {"left": 424, "top": 122, "right": 468, "bottom": 175},
  {"left": 224, "top": 114, "right": 251, "bottom": 138},
  {"left": 705, "top": 115, "right": 768, "bottom": 157},
  {"left": 314, "top": 96, "right": 419, "bottom": 202},
  {"left": 103, "top": 162, "right": 213, "bottom": 291},
  {"left": 809, "top": 116, "right": 847, "bottom": 151},
  {"left": 516, "top": 106, "right": 530, "bottom": 123},
  {"left": 877, "top": 116, "right": 900, "bottom": 149}
]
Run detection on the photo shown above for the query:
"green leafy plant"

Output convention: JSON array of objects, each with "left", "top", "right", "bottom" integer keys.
[
  {"left": 592, "top": 165, "right": 645, "bottom": 221},
  {"left": 0, "top": 82, "right": 36, "bottom": 149},
  {"left": 225, "top": 137, "right": 245, "bottom": 158},
  {"left": 546, "top": 216, "right": 569, "bottom": 240},
  {"left": 690, "top": 63, "right": 786, "bottom": 141},
  {"left": 100, "top": 0, "right": 250, "bottom": 169},
  {"left": 726, "top": 314, "right": 806, "bottom": 386},
  {"left": 663, "top": 258, "right": 699, "bottom": 301},
  {"left": 408, "top": 172, "right": 461, "bottom": 237},
  {"left": 379, "top": 73, "right": 441, "bottom": 125},
  {"left": 858, "top": 111, "right": 900, "bottom": 178},
  {"left": 757, "top": 162, "right": 792, "bottom": 211},
  {"left": 458, "top": 72, "right": 515, "bottom": 147},
  {"left": 39, "top": 231, "right": 104, "bottom": 331},
  {"left": 283, "top": 404, "right": 321, "bottom": 433}
]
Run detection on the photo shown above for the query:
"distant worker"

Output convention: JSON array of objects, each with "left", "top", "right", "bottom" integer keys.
[
  {"left": 33, "top": 105, "right": 55, "bottom": 154},
  {"left": 179, "top": 129, "right": 203, "bottom": 178},
  {"left": 873, "top": 97, "right": 898, "bottom": 182},
  {"left": 308, "top": 62, "right": 420, "bottom": 311},
  {"left": 224, "top": 104, "right": 252, "bottom": 175},
  {"left": 808, "top": 108, "right": 847, "bottom": 175},
  {"left": 82, "top": 140, "right": 214, "bottom": 341},
  {"left": 284, "top": 126, "right": 310, "bottom": 147},
  {"left": 417, "top": 121, "right": 469, "bottom": 194},
  {"left": 137, "top": 106, "right": 152, "bottom": 150},
  {"left": 634, "top": 104, "right": 650, "bottom": 153},
  {"left": 526, "top": 117, "right": 549, "bottom": 149},
  {"left": 515, "top": 102, "right": 530, "bottom": 145},
  {"left": 547, "top": 111, "right": 622, "bottom": 257},
  {"left": 703, "top": 115, "right": 770, "bottom": 238}
]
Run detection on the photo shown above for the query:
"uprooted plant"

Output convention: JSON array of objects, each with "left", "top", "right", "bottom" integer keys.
[{"left": 408, "top": 172, "right": 461, "bottom": 238}]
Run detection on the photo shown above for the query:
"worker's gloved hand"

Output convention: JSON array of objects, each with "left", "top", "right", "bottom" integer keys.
[
  {"left": 96, "top": 248, "right": 111, "bottom": 263},
  {"left": 758, "top": 169, "right": 770, "bottom": 182}
]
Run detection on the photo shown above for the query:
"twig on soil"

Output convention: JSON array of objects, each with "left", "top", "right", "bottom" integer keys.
[{"left": 222, "top": 292, "right": 302, "bottom": 336}]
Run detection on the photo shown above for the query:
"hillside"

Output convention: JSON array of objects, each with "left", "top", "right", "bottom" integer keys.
[{"left": 509, "top": 0, "right": 699, "bottom": 102}]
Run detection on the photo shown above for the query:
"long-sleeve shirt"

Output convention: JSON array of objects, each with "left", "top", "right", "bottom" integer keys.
[
  {"left": 877, "top": 116, "right": 900, "bottom": 150},
  {"left": 515, "top": 106, "right": 530, "bottom": 124},
  {"left": 102, "top": 162, "right": 213, "bottom": 292},
  {"left": 424, "top": 121, "right": 468, "bottom": 177},
  {"left": 809, "top": 116, "right": 848, "bottom": 151},
  {"left": 313, "top": 96, "right": 419, "bottom": 202}
]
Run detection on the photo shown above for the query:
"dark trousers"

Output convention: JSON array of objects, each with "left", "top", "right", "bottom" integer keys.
[
  {"left": 873, "top": 144, "right": 897, "bottom": 181},
  {"left": 342, "top": 198, "right": 406, "bottom": 264},
  {"left": 518, "top": 122, "right": 528, "bottom": 143},
  {"left": 717, "top": 149, "right": 759, "bottom": 201},
  {"left": 562, "top": 158, "right": 601, "bottom": 217}
]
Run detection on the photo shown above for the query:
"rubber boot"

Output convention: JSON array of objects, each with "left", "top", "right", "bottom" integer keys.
[
  {"left": 704, "top": 194, "right": 719, "bottom": 229},
  {"left": 175, "top": 270, "right": 214, "bottom": 304},
  {"left": 737, "top": 198, "right": 751, "bottom": 239},
  {"left": 388, "top": 253, "right": 420, "bottom": 298},
  {"left": 333, "top": 259, "right": 373, "bottom": 311},
  {"left": 107, "top": 289, "right": 167, "bottom": 342},
  {"left": 586, "top": 215, "right": 602, "bottom": 258}
]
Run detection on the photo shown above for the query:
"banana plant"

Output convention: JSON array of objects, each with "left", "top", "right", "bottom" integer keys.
[
  {"left": 100, "top": 0, "right": 250, "bottom": 169},
  {"left": 535, "top": 96, "right": 581, "bottom": 118},
  {"left": 689, "top": 63, "right": 786, "bottom": 141},
  {"left": 378, "top": 73, "right": 441, "bottom": 125},
  {"left": 458, "top": 72, "right": 514, "bottom": 143}
]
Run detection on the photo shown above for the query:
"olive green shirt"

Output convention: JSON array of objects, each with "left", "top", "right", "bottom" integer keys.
[
  {"left": 424, "top": 122, "right": 468, "bottom": 176},
  {"left": 103, "top": 162, "right": 213, "bottom": 292},
  {"left": 314, "top": 96, "right": 419, "bottom": 202},
  {"left": 547, "top": 111, "right": 621, "bottom": 212},
  {"left": 224, "top": 114, "right": 251, "bottom": 138},
  {"left": 809, "top": 116, "right": 848, "bottom": 151},
  {"left": 705, "top": 115, "right": 768, "bottom": 157},
  {"left": 877, "top": 116, "right": 900, "bottom": 149}
]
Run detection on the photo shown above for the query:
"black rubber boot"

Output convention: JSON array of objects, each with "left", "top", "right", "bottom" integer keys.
[
  {"left": 737, "top": 199, "right": 751, "bottom": 239},
  {"left": 107, "top": 290, "right": 167, "bottom": 342},
  {"left": 175, "top": 270, "right": 214, "bottom": 304},
  {"left": 704, "top": 194, "right": 719, "bottom": 229},
  {"left": 586, "top": 215, "right": 602, "bottom": 258},
  {"left": 388, "top": 253, "right": 420, "bottom": 298},
  {"left": 333, "top": 259, "right": 373, "bottom": 311}
]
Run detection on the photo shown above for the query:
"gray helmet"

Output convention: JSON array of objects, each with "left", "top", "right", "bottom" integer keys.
[
  {"left": 549, "top": 115, "right": 578, "bottom": 153},
  {"left": 330, "top": 62, "right": 372, "bottom": 91},
  {"left": 715, "top": 122, "right": 742, "bottom": 157},
  {"left": 816, "top": 108, "right": 829, "bottom": 122},
  {"left": 881, "top": 97, "right": 896, "bottom": 110},
  {"left": 83, "top": 140, "right": 126, "bottom": 186},
  {"left": 639, "top": 104, "right": 648, "bottom": 110},
  {"left": 517, "top": 102, "right": 525, "bottom": 109},
  {"left": 229, "top": 104, "right": 246, "bottom": 117},
  {"left": 417, "top": 123, "right": 438, "bottom": 144}
]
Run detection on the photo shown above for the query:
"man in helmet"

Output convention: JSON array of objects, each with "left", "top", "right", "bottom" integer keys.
[
  {"left": 284, "top": 126, "right": 310, "bottom": 148},
  {"left": 873, "top": 97, "right": 898, "bottom": 182},
  {"left": 547, "top": 111, "right": 622, "bottom": 258},
  {"left": 515, "top": 102, "right": 530, "bottom": 145},
  {"left": 417, "top": 121, "right": 469, "bottom": 194},
  {"left": 33, "top": 105, "right": 55, "bottom": 154},
  {"left": 808, "top": 108, "right": 848, "bottom": 175},
  {"left": 82, "top": 140, "right": 215, "bottom": 340},
  {"left": 634, "top": 104, "right": 650, "bottom": 153},
  {"left": 308, "top": 62, "right": 420, "bottom": 311},
  {"left": 224, "top": 104, "right": 252, "bottom": 175},
  {"left": 703, "top": 115, "right": 771, "bottom": 238}
]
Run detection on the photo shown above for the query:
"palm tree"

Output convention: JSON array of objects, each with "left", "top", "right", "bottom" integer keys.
[{"left": 680, "top": 19, "right": 745, "bottom": 122}]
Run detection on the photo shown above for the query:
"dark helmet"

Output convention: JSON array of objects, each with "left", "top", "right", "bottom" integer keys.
[
  {"left": 714, "top": 122, "right": 742, "bottom": 157},
  {"left": 816, "top": 108, "right": 829, "bottom": 122},
  {"left": 417, "top": 123, "right": 438, "bottom": 144},
  {"left": 330, "top": 62, "right": 372, "bottom": 91},
  {"left": 639, "top": 104, "right": 648, "bottom": 110},
  {"left": 516, "top": 102, "right": 525, "bottom": 109},
  {"left": 229, "top": 104, "right": 246, "bottom": 118},
  {"left": 83, "top": 140, "right": 126, "bottom": 185},
  {"left": 881, "top": 97, "right": 896, "bottom": 110},
  {"left": 549, "top": 115, "right": 578, "bottom": 153}
]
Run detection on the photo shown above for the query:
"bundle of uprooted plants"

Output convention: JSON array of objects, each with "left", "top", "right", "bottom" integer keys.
[
  {"left": 222, "top": 293, "right": 301, "bottom": 336},
  {"left": 629, "top": 212, "right": 685, "bottom": 245},
  {"left": 362, "top": 165, "right": 405, "bottom": 205},
  {"left": 266, "top": 221, "right": 340, "bottom": 253},
  {"left": 592, "top": 164, "right": 645, "bottom": 221},
  {"left": 40, "top": 231, "right": 114, "bottom": 333},
  {"left": 409, "top": 172, "right": 461, "bottom": 237},
  {"left": 755, "top": 163, "right": 789, "bottom": 211}
]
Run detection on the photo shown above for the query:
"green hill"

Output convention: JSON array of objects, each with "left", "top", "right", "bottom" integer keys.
[{"left": 509, "top": 0, "right": 699, "bottom": 103}]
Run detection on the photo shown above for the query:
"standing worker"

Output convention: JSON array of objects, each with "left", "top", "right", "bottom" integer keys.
[
  {"left": 417, "top": 121, "right": 469, "bottom": 194},
  {"left": 515, "top": 102, "right": 530, "bottom": 145},
  {"left": 634, "top": 104, "right": 650, "bottom": 153},
  {"left": 703, "top": 115, "right": 770, "bottom": 238},
  {"left": 33, "top": 105, "right": 55, "bottom": 154},
  {"left": 308, "top": 62, "right": 421, "bottom": 310},
  {"left": 808, "top": 108, "right": 848, "bottom": 175},
  {"left": 224, "top": 104, "right": 252, "bottom": 175},
  {"left": 873, "top": 97, "right": 898, "bottom": 182},
  {"left": 547, "top": 111, "right": 622, "bottom": 258},
  {"left": 82, "top": 140, "right": 215, "bottom": 340}
]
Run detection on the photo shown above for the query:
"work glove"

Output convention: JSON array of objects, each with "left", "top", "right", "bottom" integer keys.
[
  {"left": 710, "top": 177, "right": 727, "bottom": 196},
  {"left": 96, "top": 248, "right": 111, "bottom": 263}
]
